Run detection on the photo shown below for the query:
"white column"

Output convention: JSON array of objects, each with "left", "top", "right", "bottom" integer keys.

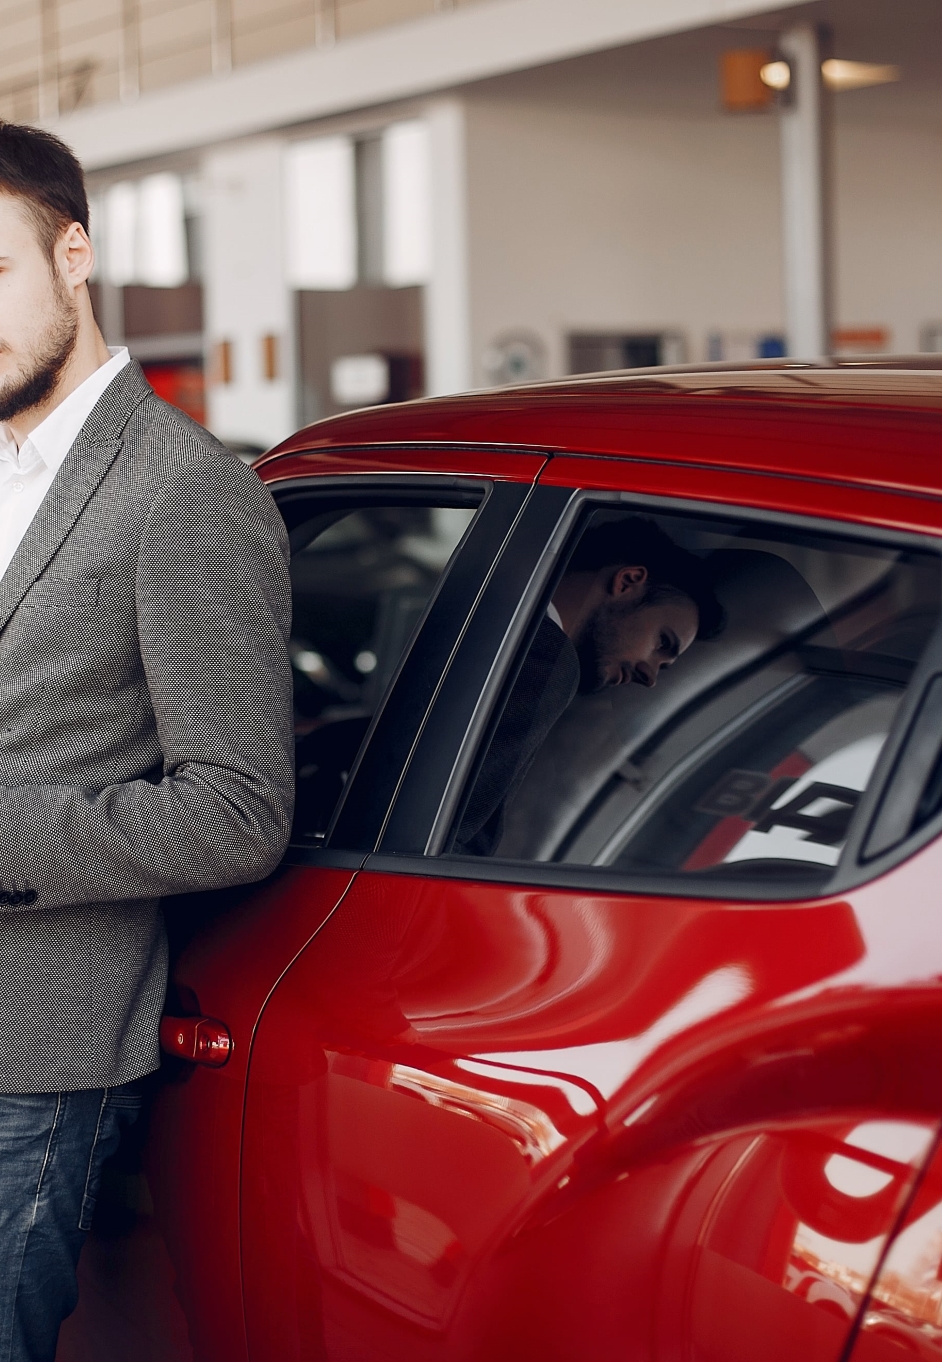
[
  {"left": 779, "top": 24, "right": 832, "bottom": 359},
  {"left": 423, "top": 98, "right": 473, "bottom": 396},
  {"left": 202, "top": 138, "right": 296, "bottom": 450}
]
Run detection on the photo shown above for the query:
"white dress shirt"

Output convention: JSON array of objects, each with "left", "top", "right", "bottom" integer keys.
[
  {"left": 0, "top": 347, "right": 130, "bottom": 582},
  {"left": 546, "top": 600, "right": 564, "bottom": 630}
]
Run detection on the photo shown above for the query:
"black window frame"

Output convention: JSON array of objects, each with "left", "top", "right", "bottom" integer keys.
[
  {"left": 368, "top": 480, "right": 942, "bottom": 902},
  {"left": 271, "top": 472, "right": 538, "bottom": 863}
]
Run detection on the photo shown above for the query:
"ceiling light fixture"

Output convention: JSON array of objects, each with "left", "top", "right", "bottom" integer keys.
[
  {"left": 759, "top": 60, "right": 791, "bottom": 91},
  {"left": 821, "top": 58, "right": 900, "bottom": 90},
  {"left": 760, "top": 57, "right": 901, "bottom": 94}
]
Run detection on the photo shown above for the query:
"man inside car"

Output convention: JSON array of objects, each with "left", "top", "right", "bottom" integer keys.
[{"left": 455, "top": 517, "right": 724, "bottom": 856}]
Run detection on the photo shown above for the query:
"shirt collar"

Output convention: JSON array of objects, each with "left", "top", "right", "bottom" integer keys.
[
  {"left": 0, "top": 423, "right": 23, "bottom": 470},
  {"left": 546, "top": 601, "right": 564, "bottom": 630},
  {"left": 0, "top": 347, "right": 131, "bottom": 476}
]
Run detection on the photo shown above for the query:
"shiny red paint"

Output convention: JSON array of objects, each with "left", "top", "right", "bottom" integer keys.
[
  {"left": 144, "top": 867, "right": 357, "bottom": 1362},
  {"left": 240, "top": 846, "right": 942, "bottom": 1360},
  {"left": 539, "top": 455, "right": 942, "bottom": 537},
  {"left": 257, "top": 446, "right": 548, "bottom": 487},
  {"left": 55, "top": 365, "right": 942, "bottom": 1362},
  {"left": 264, "top": 367, "right": 942, "bottom": 502},
  {"left": 851, "top": 1138, "right": 942, "bottom": 1360},
  {"left": 59, "top": 867, "right": 357, "bottom": 1362}
]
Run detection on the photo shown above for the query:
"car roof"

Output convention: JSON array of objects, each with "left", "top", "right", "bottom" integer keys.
[{"left": 263, "top": 360, "right": 942, "bottom": 499}]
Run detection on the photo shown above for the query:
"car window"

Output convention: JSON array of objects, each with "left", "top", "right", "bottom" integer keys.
[
  {"left": 290, "top": 504, "right": 476, "bottom": 845},
  {"left": 445, "top": 504, "right": 942, "bottom": 895}
]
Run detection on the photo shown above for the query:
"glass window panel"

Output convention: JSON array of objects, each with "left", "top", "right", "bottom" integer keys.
[
  {"left": 291, "top": 502, "right": 475, "bottom": 845},
  {"left": 448, "top": 506, "right": 942, "bottom": 894}
]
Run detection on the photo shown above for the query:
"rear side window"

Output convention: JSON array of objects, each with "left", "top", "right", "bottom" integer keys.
[
  {"left": 290, "top": 503, "right": 475, "bottom": 845},
  {"left": 446, "top": 505, "right": 942, "bottom": 896}
]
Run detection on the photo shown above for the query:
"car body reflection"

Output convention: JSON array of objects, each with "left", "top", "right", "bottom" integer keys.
[
  {"left": 851, "top": 1140, "right": 942, "bottom": 1360},
  {"left": 241, "top": 865, "right": 941, "bottom": 1361}
]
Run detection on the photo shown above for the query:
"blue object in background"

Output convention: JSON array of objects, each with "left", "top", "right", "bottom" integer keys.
[{"left": 758, "top": 334, "right": 787, "bottom": 358}]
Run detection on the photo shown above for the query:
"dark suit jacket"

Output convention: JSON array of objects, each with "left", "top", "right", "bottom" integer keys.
[
  {"left": 455, "top": 616, "right": 579, "bottom": 857},
  {"left": 0, "top": 362, "right": 294, "bottom": 1092}
]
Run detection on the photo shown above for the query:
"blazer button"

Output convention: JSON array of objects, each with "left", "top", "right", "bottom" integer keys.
[{"left": 22, "top": 890, "right": 37, "bottom": 904}]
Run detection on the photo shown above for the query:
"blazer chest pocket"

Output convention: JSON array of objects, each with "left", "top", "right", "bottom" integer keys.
[{"left": 22, "top": 577, "right": 102, "bottom": 613}]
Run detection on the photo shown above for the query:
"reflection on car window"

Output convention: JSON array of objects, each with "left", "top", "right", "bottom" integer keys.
[
  {"left": 448, "top": 507, "right": 941, "bottom": 894},
  {"left": 291, "top": 505, "right": 475, "bottom": 844}
]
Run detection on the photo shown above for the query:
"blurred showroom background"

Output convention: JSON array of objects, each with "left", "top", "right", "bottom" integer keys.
[{"left": 3, "top": 0, "right": 940, "bottom": 451}]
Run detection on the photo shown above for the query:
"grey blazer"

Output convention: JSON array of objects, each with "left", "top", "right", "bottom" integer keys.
[{"left": 0, "top": 362, "right": 294, "bottom": 1093}]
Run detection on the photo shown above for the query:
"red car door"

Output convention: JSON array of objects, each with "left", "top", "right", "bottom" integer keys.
[
  {"left": 57, "top": 450, "right": 544, "bottom": 1362},
  {"left": 242, "top": 458, "right": 942, "bottom": 1362},
  {"left": 849, "top": 1137, "right": 942, "bottom": 1360}
]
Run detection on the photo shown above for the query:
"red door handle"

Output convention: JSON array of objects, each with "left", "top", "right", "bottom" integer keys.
[{"left": 160, "top": 1015, "right": 232, "bottom": 1067}]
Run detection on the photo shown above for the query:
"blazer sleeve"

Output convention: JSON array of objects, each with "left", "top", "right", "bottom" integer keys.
[{"left": 0, "top": 456, "right": 295, "bottom": 911}]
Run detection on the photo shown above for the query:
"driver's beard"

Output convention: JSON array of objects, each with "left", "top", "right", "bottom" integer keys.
[
  {"left": 574, "top": 595, "right": 644, "bottom": 694},
  {"left": 0, "top": 287, "right": 78, "bottom": 423}
]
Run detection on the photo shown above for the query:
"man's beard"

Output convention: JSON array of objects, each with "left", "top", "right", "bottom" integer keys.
[
  {"left": 0, "top": 293, "right": 78, "bottom": 423},
  {"left": 574, "top": 596, "right": 643, "bottom": 694}
]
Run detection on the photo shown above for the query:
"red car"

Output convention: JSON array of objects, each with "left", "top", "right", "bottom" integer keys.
[{"left": 58, "top": 362, "right": 942, "bottom": 1362}]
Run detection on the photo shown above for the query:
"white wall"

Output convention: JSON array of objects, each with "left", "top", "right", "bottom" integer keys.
[
  {"left": 834, "top": 119, "right": 942, "bottom": 354},
  {"left": 460, "top": 51, "right": 942, "bottom": 382},
  {"left": 202, "top": 138, "right": 296, "bottom": 448},
  {"left": 194, "top": 56, "right": 942, "bottom": 432},
  {"left": 464, "top": 92, "right": 784, "bottom": 380}
]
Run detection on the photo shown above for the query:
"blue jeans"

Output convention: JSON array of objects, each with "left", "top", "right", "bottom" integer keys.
[{"left": 0, "top": 1085, "right": 142, "bottom": 1362}]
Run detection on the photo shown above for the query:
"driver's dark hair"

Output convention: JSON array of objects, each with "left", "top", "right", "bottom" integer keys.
[
  {"left": 567, "top": 515, "right": 725, "bottom": 639},
  {"left": 0, "top": 121, "right": 89, "bottom": 261}
]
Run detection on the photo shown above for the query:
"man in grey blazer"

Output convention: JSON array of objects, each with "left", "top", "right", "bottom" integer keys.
[{"left": 0, "top": 122, "right": 294, "bottom": 1360}]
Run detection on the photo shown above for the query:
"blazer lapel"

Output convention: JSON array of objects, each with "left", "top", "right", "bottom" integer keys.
[{"left": 0, "top": 361, "right": 152, "bottom": 636}]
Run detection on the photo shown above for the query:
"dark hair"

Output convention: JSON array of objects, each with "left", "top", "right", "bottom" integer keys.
[
  {"left": 0, "top": 122, "right": 89, "bottom": 260},
  {"left": 568, "top": 515, "right": 725, "bottom": 639}
]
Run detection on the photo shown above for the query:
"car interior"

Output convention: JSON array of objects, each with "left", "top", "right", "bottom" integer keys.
[
  {"left": 281, "top": 494, "right": 942, "bottom": 897},
  {"left": 484, "top": 508, "right": 942, "bottom": 893},
  {"left": 287, "top": 502, "right": 477, "bottom": 843}
]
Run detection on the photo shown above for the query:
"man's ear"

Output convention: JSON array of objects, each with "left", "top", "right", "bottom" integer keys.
[
  {"left": 56, "top": 222, "right": 95, "bottom": 294},
  {"left": 609, "top": 564, "right": 648, "bottom": 598}
]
